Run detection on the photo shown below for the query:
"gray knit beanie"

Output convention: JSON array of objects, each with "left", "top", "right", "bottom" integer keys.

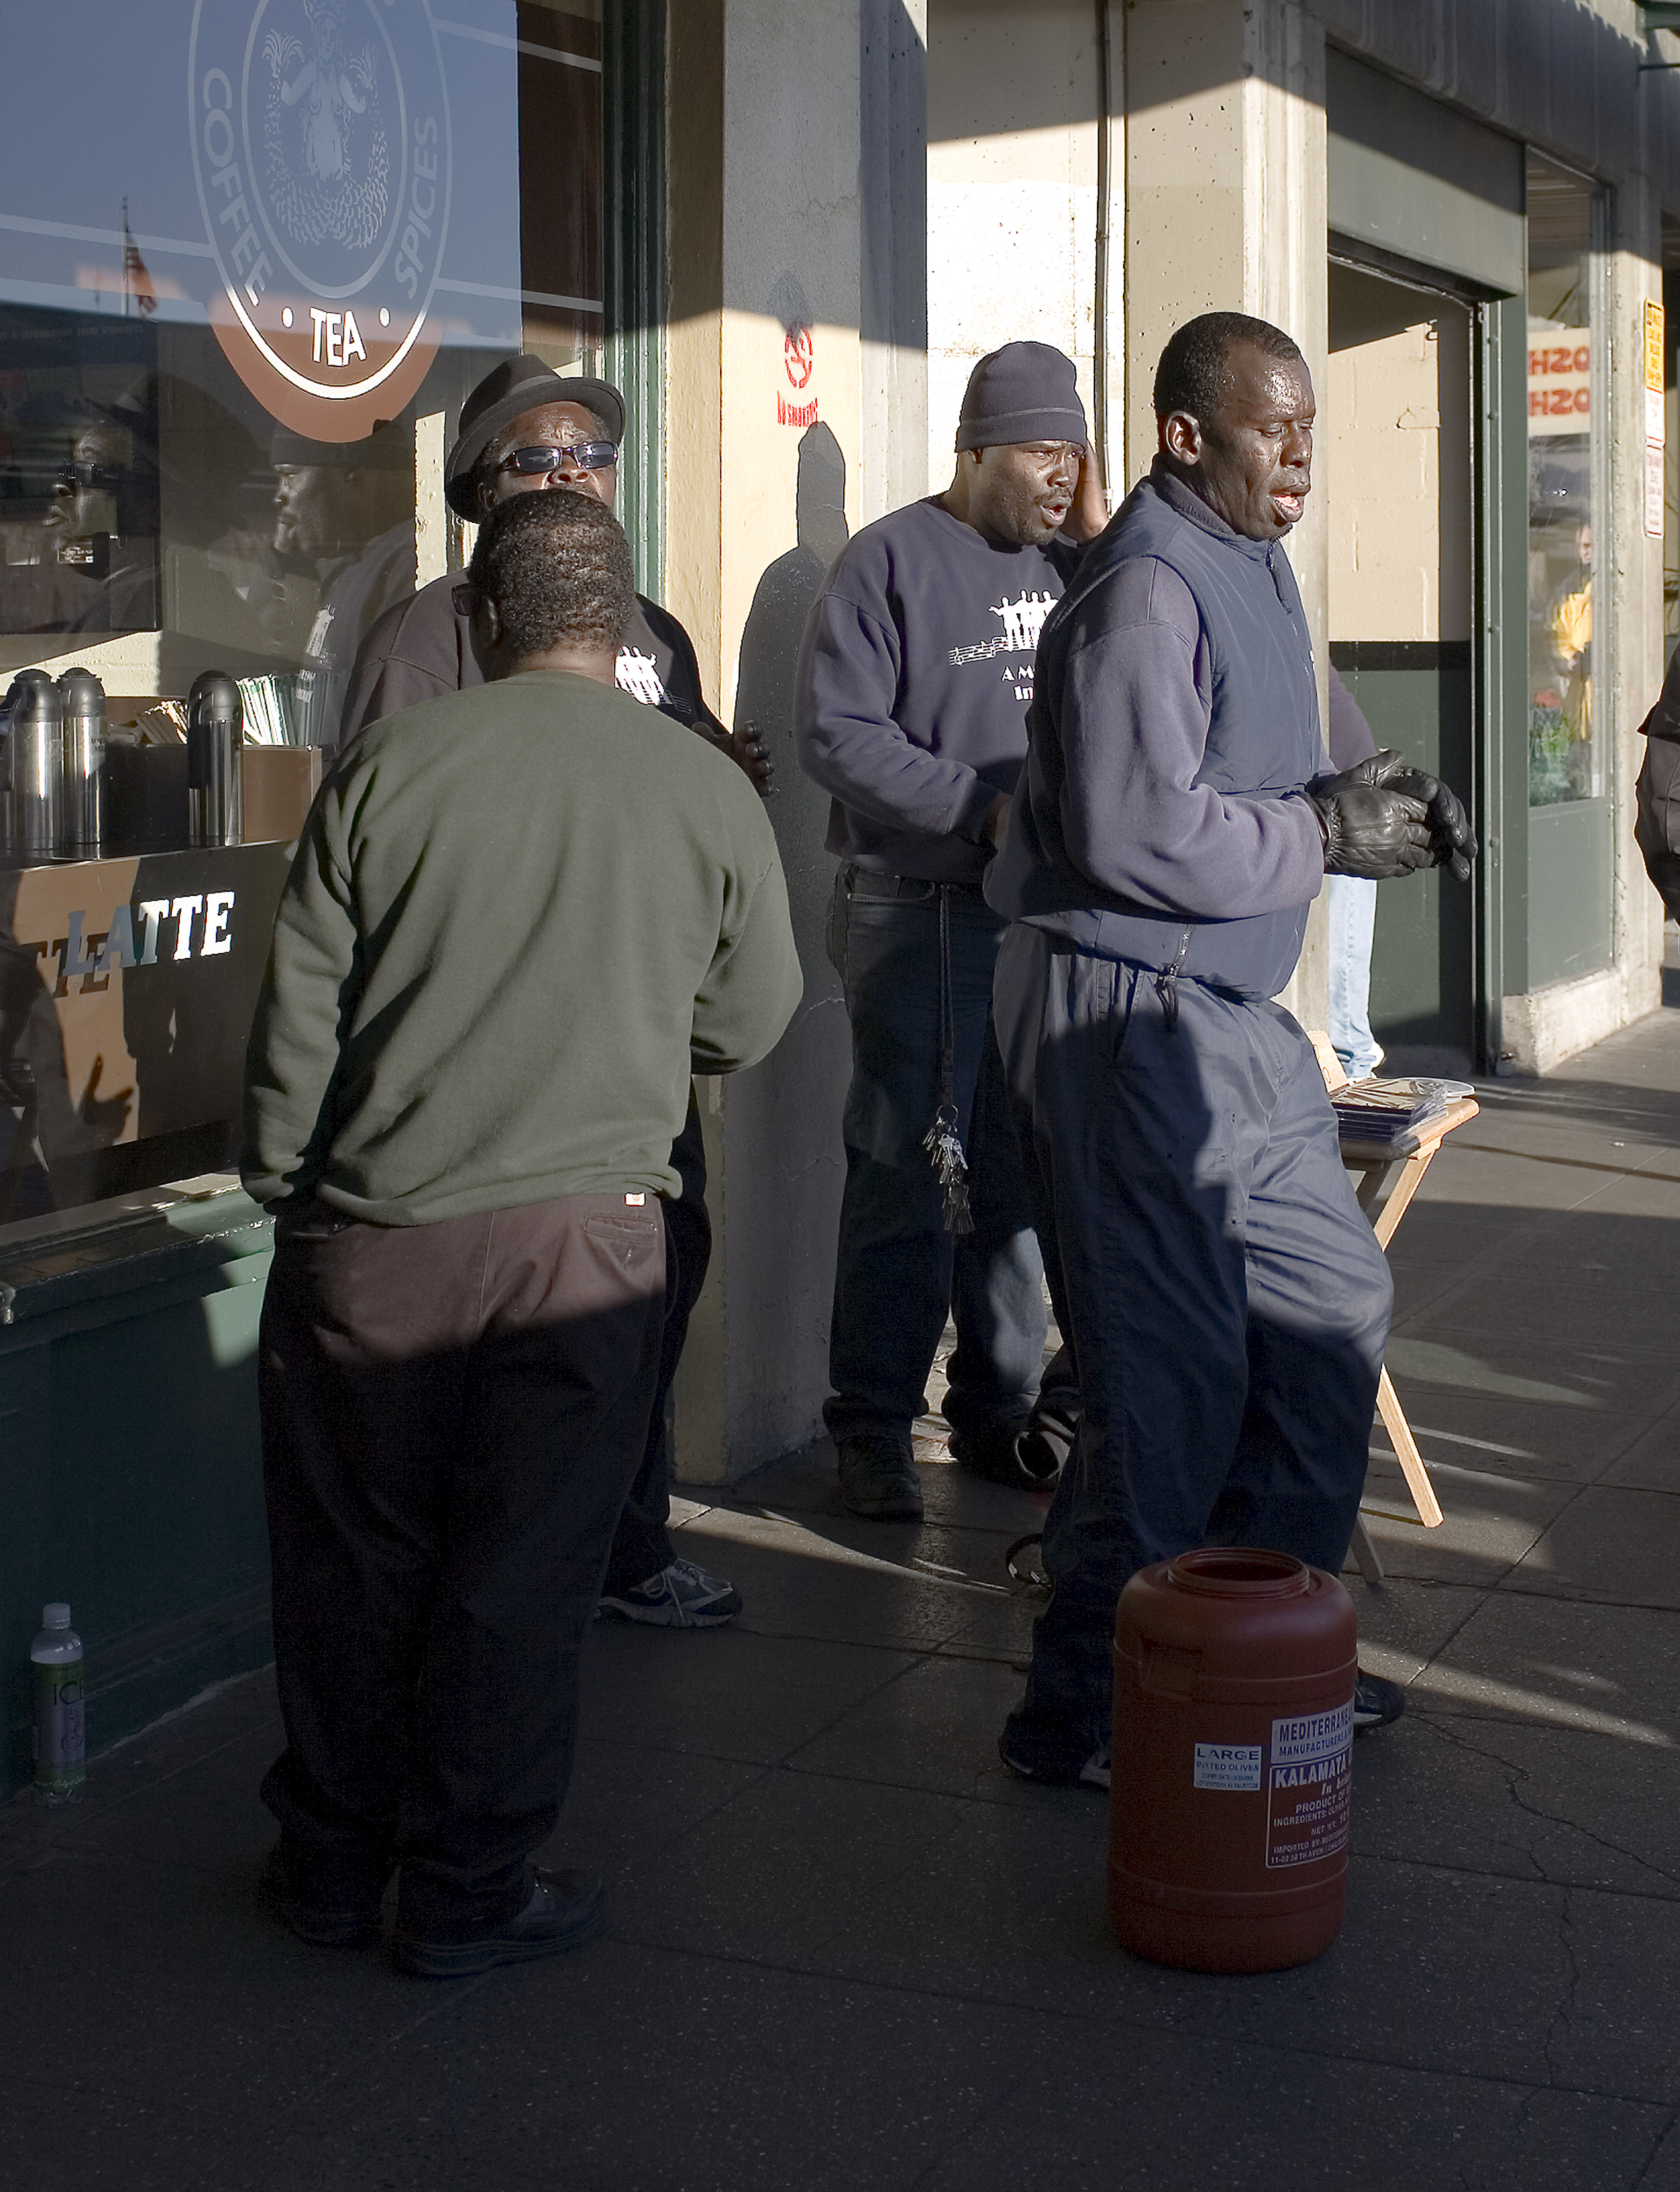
[{"left": 955, "top": 342, "right": 1086, "bottom": 451}]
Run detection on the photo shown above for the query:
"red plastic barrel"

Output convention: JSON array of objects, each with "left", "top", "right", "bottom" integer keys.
[{"left": 1108, "top": 1547, "right": 1357, "bottom": 1973}]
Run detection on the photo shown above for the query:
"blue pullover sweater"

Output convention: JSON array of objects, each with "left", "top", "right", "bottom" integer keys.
[
  {"left": 986, "top": 461, "right": 1329, "bottom": 999},
  {"left": 793, "top": 498, "right": 1079, "bottom": 887}
]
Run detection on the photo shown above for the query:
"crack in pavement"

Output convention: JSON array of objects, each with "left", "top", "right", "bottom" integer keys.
[
  {"left": 1544, "top": 1884, "right": 1586, "bottom": 2091},
  {"left": 1424, "top": 1719, "right": 1680, "bottom": 1896}
]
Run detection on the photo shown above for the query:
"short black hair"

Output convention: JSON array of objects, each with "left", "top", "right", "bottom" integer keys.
[
  {"left": 1153, "top": 312, "right": 1303, "bottom": 424},
  {"left": 469, "top": 489, "right": 635, "bottom": 657}
]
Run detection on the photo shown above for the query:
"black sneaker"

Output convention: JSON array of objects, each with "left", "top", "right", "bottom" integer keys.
[
  {"left": 392, "top": 1869, "right": 607, "bottom": 1979},
  {"left": 949, "top": 1418, "right": 1043, "bottom": 1491},
  {"left": 997, "top": 1713, "right": 1109, "bottom": 1791},
  {"left": 1353, "top": 1670, "right": 1406, "bottom": 1730},
  {"left": 258, "top": 1843, "right": 383, "bottom": 1949},
  {"left": 1015, "top": 1407, "right": 1077, "bottom": 1489},
  {"left": 836, "top": 1432, "right": 924, "bottom": 1520},
  {"left": 598, "top": 1558, "right": 743, "bottom": 1628}
]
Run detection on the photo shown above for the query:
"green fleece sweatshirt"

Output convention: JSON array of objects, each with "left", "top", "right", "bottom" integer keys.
[{"left": 241, "top": 668, "right": 802, "bottom": 1223}]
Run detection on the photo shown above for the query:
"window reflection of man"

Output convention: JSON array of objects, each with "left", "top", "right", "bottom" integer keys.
[
  {"left": 41, "top": 422, "right": 159, "bottom": 632},
  {"left": 269, "top": 426, "right": 415, "bottom": 747}
]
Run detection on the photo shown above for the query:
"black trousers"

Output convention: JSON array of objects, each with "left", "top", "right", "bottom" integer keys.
[
  {"left": 602, "top": 1094, "right": 711, "bottom": 1592},
  {"left": 259, "top": 1190, "right": 665, "bottom": 1940}
]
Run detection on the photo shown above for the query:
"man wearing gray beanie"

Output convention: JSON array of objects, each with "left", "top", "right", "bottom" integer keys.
[{"left": 793, "top": 341, "right": 1106, "bottom": 1522}]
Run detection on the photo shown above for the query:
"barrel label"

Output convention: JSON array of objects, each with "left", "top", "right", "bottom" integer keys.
[
  {"left": 1193, "top": 1742, "right": 1262, "bottom": 1790},
  {"left": 1266, "top": 1703, "right": 1353, "bottom": 1869}
]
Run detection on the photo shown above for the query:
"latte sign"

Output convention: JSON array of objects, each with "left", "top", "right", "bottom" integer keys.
[{"left": 189, "top": 0, "right": 451, "bottom": 439}]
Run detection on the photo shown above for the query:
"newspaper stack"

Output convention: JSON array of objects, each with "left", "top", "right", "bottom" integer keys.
[{"left": 1330, "top": 1076, "right": 1470, "bottom": 1146}]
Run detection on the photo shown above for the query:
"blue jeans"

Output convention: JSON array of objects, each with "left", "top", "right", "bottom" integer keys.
[
  {"left": 994, "top": 926, "right": 1392, "bottom": 1758},
  {"left": 1325, "top": 875, "right": 1383, "bottom": 1079},
  {"left": 824, "top": 868, "right": 1050, "bottom": 1447}
]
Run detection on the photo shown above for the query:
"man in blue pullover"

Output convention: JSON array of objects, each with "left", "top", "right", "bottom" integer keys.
[
  {"left": 794, "top": 343, "right": 1104, "bottom": 1522},
  {"left": 988, "top": 312, "right": 1474, "bottom": 1787}
]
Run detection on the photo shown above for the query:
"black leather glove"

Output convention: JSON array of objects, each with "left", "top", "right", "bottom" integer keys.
[
  {"left": 1344, "top": 748, "right": 1477, "bottom": 881},
  {"left": 1309, "top": 764, "right": 1433, "bottom": 880}
]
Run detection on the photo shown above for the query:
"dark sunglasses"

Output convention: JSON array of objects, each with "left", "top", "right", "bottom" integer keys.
[
  {"left": 451, "top": 581, "right": 485, "bottom": 617},
  {"left": 55, "top": 460, "right": 124, "bottom": 490},
  {"left": 494, "top": 441, "right": 617, "bottom": 477}
]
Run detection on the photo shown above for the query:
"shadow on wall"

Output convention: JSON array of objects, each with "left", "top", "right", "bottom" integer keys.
[{"left": 721, "top": 425, "right": 854, "bottom": 1468}]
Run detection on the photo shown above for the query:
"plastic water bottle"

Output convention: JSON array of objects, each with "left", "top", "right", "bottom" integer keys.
[{"left": 31, "top": 1604, "right": 84, "bottom": 1797}]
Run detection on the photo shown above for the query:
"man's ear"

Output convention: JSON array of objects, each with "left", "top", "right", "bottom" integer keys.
[
  {"left": 1160, "top": 410, "right": 1204, "bottom": 464},
  {"left": 475, "top": 474, "right": 496, "bottom": 517}
]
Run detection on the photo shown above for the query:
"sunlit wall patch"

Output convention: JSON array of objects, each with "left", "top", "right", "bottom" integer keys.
[{"left": 189, "top": 0, "right": 451, "bottom": 439}]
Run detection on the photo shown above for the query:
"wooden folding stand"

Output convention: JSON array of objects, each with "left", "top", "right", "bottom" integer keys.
[{"left": 1307, "top": 1035, "right": 1480, "bottom": 1583}]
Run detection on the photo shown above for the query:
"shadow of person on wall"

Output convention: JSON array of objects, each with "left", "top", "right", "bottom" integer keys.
[
  {"left": 734, "top": 422, "right": 849, "bottom": 789},
  {"left": 724, "top": 422, "right": 854, "bottom": 1454}
]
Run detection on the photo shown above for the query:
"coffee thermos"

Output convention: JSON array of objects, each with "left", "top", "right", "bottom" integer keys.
[
  {"left": 3, "top": 669, "right": 66, "bottom": 860},
  {"left": 186, "top": 671, "right": 243, "bottom": 848},
  {"left": 57, "top": 667, "right": 107, "bottom": 857}
]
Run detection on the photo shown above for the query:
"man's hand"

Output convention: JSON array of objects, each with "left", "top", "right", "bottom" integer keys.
[
  {"left": 1342, "top": 747, "right": 1477, "bottom": 882},
  {"left": 726, "top": 721, "right": 775, "bottom": 797},
  {"left": 985, "top": 793, "right": 1012, "bottom": 849},
  {"left": 1061, "top": 445, "right": 1111, "bottom": 545},
  {"left": 1309, "top": 762, "right": 1432, "bottom": 880}
]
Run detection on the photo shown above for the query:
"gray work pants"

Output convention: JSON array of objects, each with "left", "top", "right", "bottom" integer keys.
[{"left": 993, "top": 924, "right": 1391, "bottom": 1760}]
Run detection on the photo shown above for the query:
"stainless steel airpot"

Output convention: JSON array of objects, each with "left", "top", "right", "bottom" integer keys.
[
  {"left": 4, "top": 670, "right": 66, "bottom": 859},
  {"left": 186, "top": 671, "right": 243, "bottom": 848},
  {"left": 57, "top": 666, "right": 107, "bottom": 857}
]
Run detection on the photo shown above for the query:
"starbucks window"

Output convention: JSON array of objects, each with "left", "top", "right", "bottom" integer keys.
[{"left": 0, "top": 0, "right": 607, "bottom": 1222}]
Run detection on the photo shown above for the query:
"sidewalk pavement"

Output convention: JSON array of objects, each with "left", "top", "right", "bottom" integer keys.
[{"left": 4, "top": 1011, "right": 1680, "bottom": 2192}]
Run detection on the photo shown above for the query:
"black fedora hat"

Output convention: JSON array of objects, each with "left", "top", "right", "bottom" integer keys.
[{"left": 444, "top": 356, "right": 626, "bottom": 518}]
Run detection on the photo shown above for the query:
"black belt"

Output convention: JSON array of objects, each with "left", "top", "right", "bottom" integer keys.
[{"left": 844, "top": 866, "right": 980, "bottom": 902}]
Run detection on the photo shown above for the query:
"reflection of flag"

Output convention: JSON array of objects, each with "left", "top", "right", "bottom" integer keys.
[{"left": 121, "top": 198, "right": 156, "bottom": 317}]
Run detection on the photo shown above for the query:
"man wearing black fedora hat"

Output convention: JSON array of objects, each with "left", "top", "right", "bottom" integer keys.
[
  {"left": 340, "top": 357, "right": 762, "bottom": 772},
  {"left": 341, "top": 355, "right": 764, "bottom": 1635}
]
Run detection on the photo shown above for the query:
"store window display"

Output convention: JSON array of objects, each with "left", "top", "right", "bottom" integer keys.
[
  {"left": 1526, "top": 158, "right": 1601, "bottom": 809},
  {"left": 0, "top": 0, "right": 609, "bottom": 1217}
]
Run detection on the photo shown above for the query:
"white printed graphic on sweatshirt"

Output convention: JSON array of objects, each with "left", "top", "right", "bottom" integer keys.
[
  {"left": 946, "top": 590, "right": 1057, "bottom": 701},
  {"left": 616, "top": 646, "right": 669, "bottom": 708}
]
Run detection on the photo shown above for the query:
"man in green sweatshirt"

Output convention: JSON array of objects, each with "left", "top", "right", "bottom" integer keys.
[{"left": 245, "top": 491, "right": 801, "bottom": 1978}]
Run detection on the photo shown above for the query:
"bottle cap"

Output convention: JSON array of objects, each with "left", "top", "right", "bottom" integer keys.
[{"left": 41, "top": 1602, "right": 70, "bottom": 1629}]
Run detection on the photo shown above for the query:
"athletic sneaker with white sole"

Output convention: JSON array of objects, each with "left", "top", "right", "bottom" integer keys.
[
  {"left": 1353, "top": 1669, "right": 1406, "bottom": 1729},
  {"left": 597, "top": 1558, "right": 743, "bottom": 1628}
]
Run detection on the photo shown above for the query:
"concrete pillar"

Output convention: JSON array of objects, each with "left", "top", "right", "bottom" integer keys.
[
  {"left": 664, "top": 0, "right": 928, "bottom": 1481},
  {"left": 925, "top": 0, "right": 1104, "bottom": 493},
  {"left": 1122, "top": 0, "right": 1331, "bottom": 1027}
]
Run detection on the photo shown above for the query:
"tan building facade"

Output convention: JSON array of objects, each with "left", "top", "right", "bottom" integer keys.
[{"left": 655, "top": 0, "right": 1680, "bottom": 1478}]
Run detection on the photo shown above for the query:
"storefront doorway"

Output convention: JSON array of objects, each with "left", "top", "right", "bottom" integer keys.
[{"left": 1326, "top": 256, "right": 1477, "bottom": 1073}]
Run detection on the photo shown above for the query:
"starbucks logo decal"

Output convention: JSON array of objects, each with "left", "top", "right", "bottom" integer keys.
[{"left": 190, "top": 0, "right": 450, "bottom": 436}]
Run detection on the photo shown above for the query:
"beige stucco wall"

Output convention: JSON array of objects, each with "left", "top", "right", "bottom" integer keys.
[
  {"left": 926, "top": 0, "right": 1106, "bottom": 485},
  {"left": 663, "top": 0, "right": 931, "bottom": 1480}
]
